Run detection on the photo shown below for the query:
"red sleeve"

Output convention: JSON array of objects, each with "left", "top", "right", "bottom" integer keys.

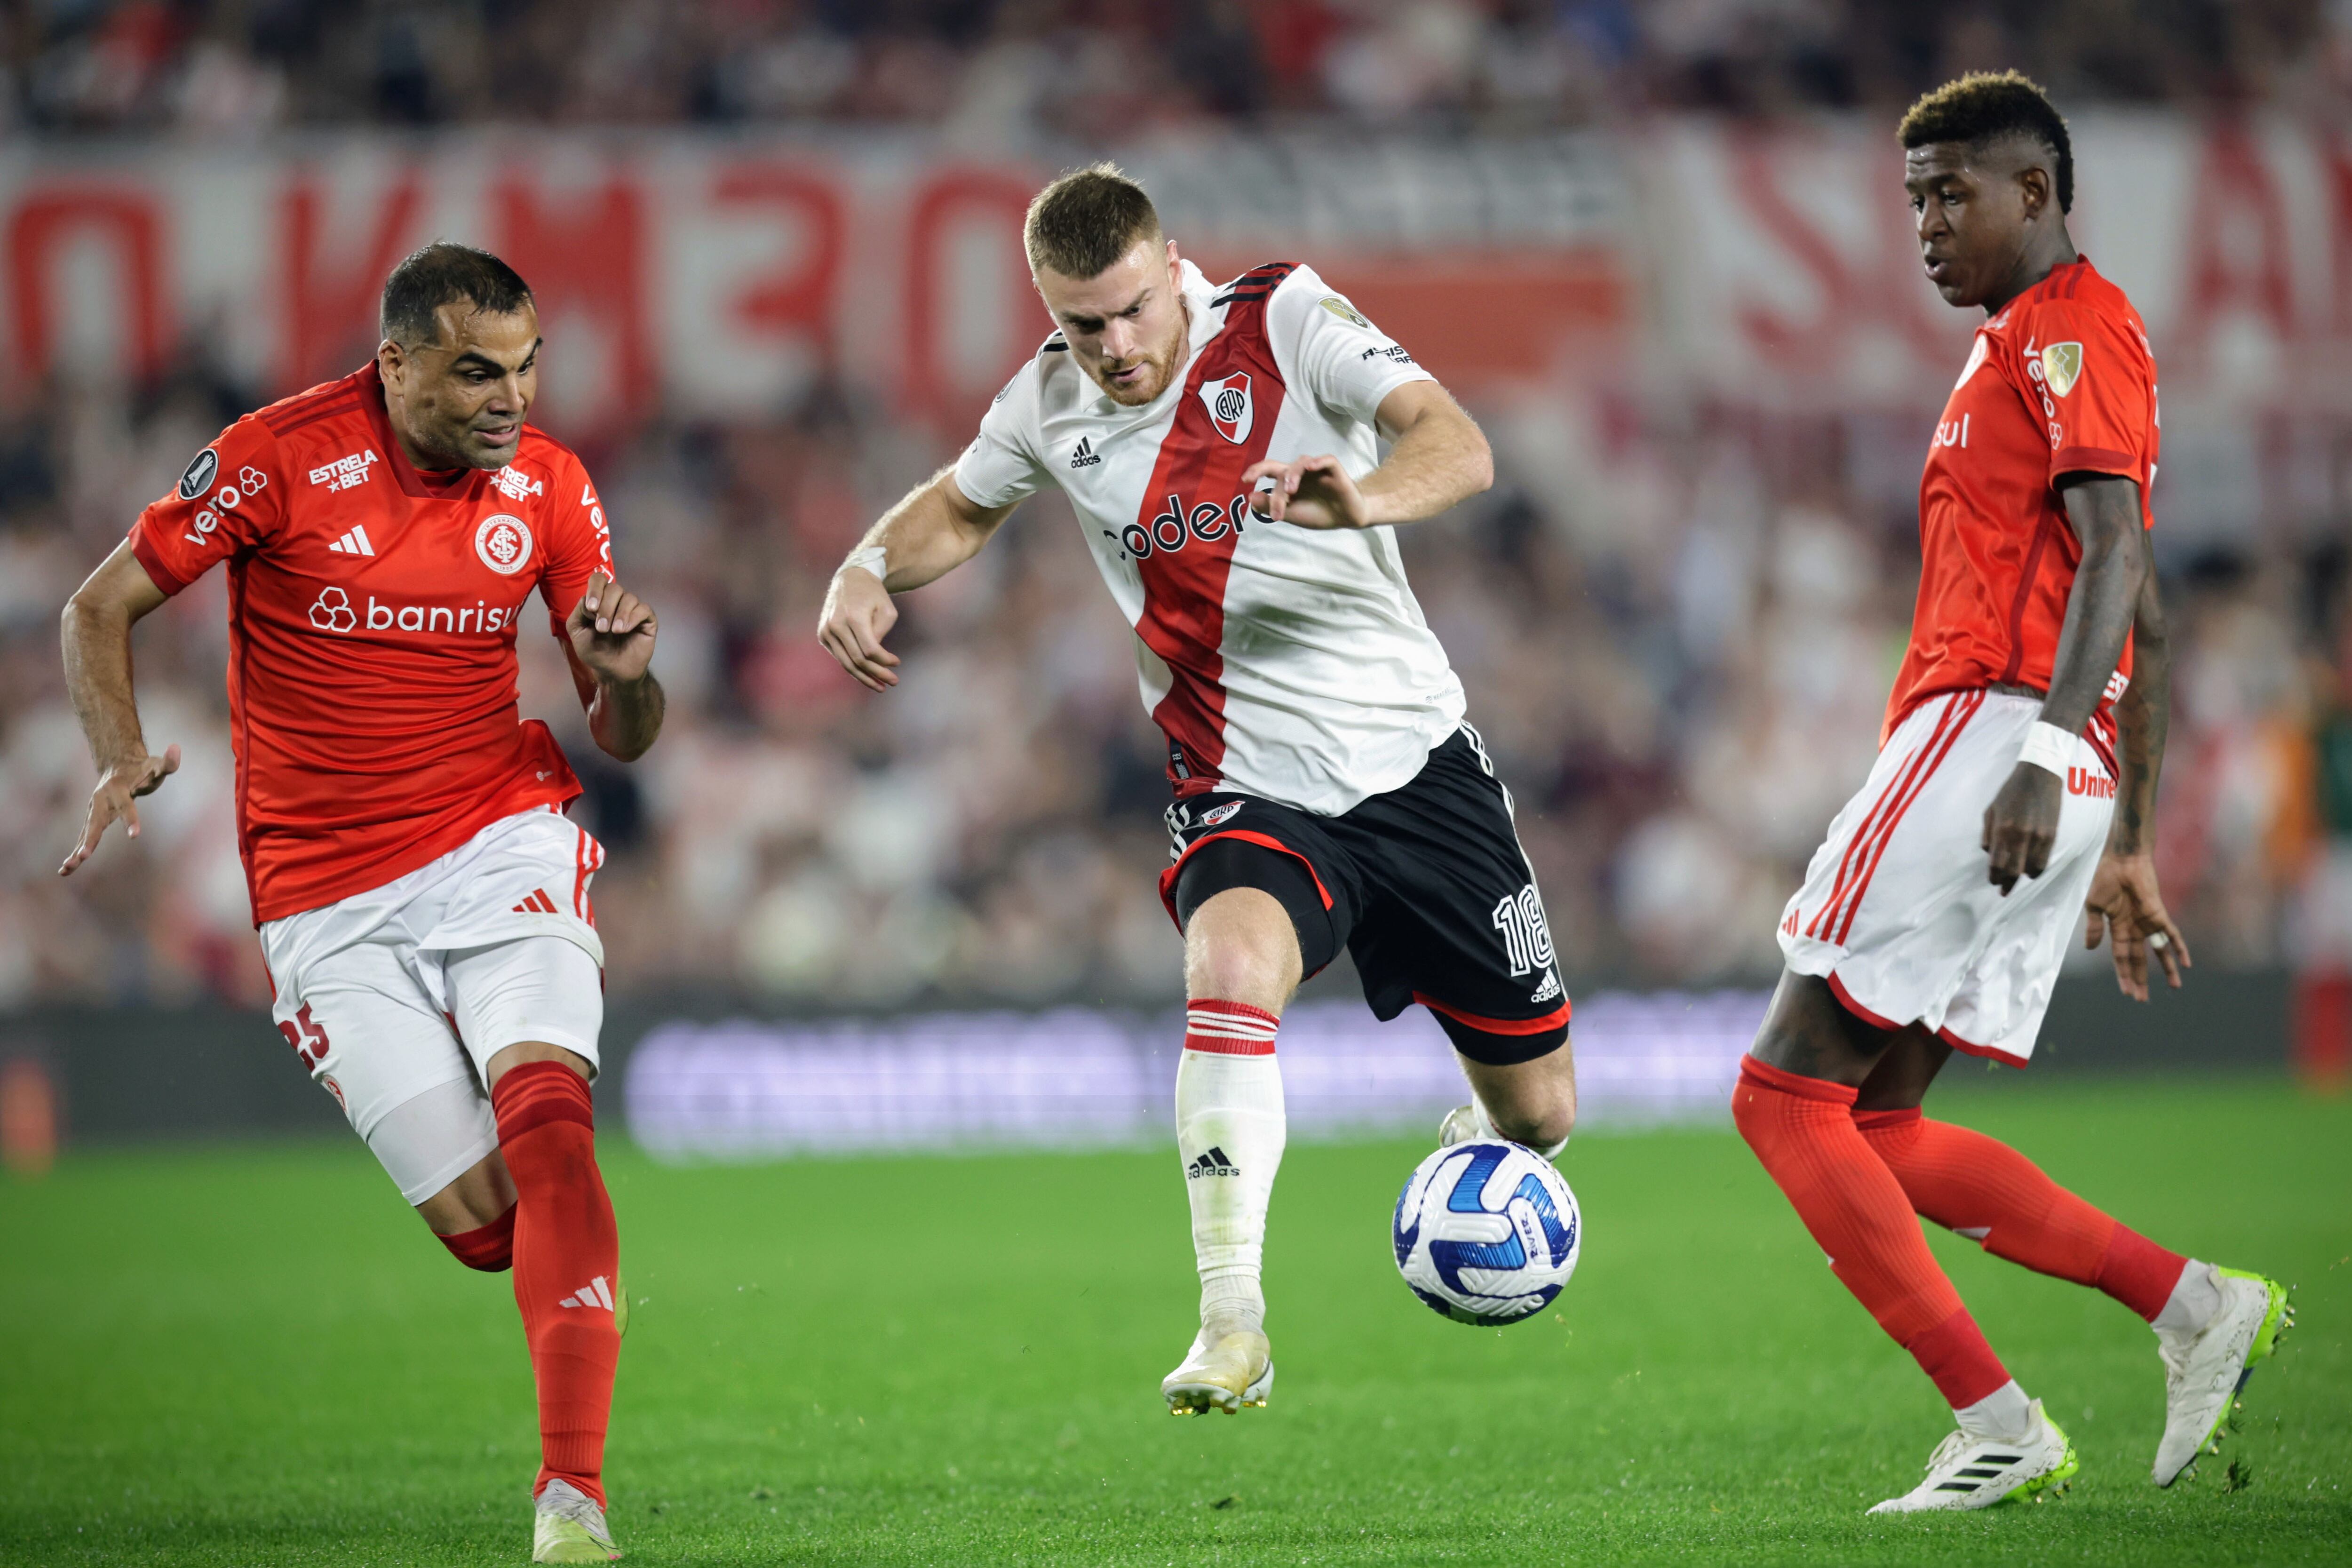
[
  {"left": 2020, "top": 301, "right": 2154, "bottom": 484},
  {"left": 536, "top": 445, "right": 617, "bottom": 645},
  {"left": 127, "top": 416, "right": 288, "bottom": 594},
  {"left": 533, "top": 446, "right": 616, "bottom": 714}
]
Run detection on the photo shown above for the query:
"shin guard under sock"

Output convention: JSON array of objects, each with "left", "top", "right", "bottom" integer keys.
[
  {"left": 1854, "top": 1107, "right": 2191, "bottom": 1321},
  {"left": 1733, "top": 1057, "right": 2010, "bottom": 1409},
  {"left": 1176, "top": 1000, "right": 1286, "bottom": 1335},
  {"left": 492, "top": 1061, "right": 620, "bottom": 1506}
]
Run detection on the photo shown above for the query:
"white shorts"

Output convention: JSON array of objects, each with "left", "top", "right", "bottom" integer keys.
[
  {"left": 1777, "top": 689, "right": 2116, "bottom": 1066},
  {"left": 259, "top": 808, "right": 608, "bottom": 1205}
]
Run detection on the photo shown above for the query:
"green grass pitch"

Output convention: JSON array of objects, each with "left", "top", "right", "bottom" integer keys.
[{"left": 2, "top": 1076, "right": 2346, "bottom": 1566}]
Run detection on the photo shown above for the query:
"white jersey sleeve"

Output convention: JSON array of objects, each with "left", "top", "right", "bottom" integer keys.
[
  {"left": 953, "top": 361, "right": 1051, "bottom": 509},
  {"left": 1270, "top": 264, "right": 1438, "bottom": 433}
]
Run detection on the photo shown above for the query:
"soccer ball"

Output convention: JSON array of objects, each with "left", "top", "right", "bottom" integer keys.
[{"left": 1391, "top": 1140, "right": 1581, "bottom": 1325}]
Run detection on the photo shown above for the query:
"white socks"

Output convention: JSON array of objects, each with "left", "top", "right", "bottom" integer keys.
[
  {"left": 1955, "top": 1378, "right": 2037, "bottom": 1443},
  {"left": 2152, "top": 1259, "right": 2224, "bottom": 1353},
  {"left": 1176, "top": 1000, "right": 1287, "bottom": 1337}
]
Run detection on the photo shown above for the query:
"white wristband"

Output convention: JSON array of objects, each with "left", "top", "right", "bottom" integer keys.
[
  {"left": 841, "top": 545, "right": 889, "bottom": 584},
  {"left": 2016, "top": 721, "right": 2076, "bottom": 778}
]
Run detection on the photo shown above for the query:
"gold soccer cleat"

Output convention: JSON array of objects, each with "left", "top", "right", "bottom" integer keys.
[{"left": 1161, "top": 1329, "right": 1273, "bottom": 1416}]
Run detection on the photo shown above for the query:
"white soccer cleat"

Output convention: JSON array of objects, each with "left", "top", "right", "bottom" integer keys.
[
  {"left": 1438, "top": 1104, "right": 1484, "bottom": 1147},
  {"left": 532, "top": 1477, "right": 620, "bottom": 1562},
  {"left": 2154, "top": 1267, "right": 2293, "bottom": 1487},
  {"left": 1161, "top": 1328, "right": 1273, "bottom": 1416},
  {"left": 1867, "top": 1401, "right": 2077, "bottom": 1513}
]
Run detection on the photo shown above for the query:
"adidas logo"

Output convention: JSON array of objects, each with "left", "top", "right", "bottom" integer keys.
[
  {"left": 1186, "top": 1146, "right": 1240, "bottom": 1179},
  {"left": 512, "top": 889, "right": 559, "bottom": 915},
  {"left": 558, "top": 1275, "right": 616, "bottom": 1312},
  {"left": 327, "top": 525, "right": 376, "bottom": 557},
  {"left": 1069, "top": 437, "right": 1101, "bottom": 469},
  {"left": 1530, "top": 970, "right": 1562, "bottom": 1005}
]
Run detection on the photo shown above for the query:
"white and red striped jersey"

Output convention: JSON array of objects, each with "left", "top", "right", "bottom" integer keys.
[{"left": 954, "top": 260, "right": 1465, "bottom": 816}]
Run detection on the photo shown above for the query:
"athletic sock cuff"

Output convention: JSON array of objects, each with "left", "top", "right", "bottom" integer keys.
[
  {"left": 493, "top": 1060, "right": 595, "bottom": 1142},
  {"left": 1851, "top": 1106, "right": 1924, "bottom": 1132},
  {"left": 1184, "top": 999, "right": 1281, "bottom": 1056},
  {"left": 2097, "top": 1222, "right": 2189, "bottom": 1322},
  {"left": 1905, "top": 1305, "right": 2012, "bottom": 1410},
  {"left": 1738, "top": 1054, "right": 1860, "bottom": 1105},
  {"left": 439, "top": 1204, "right": 517, "bottom": 1271}
]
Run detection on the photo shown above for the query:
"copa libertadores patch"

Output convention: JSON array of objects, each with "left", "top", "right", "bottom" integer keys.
[{"left": 176, "top": 447, "right": 219, "bottom": 501}]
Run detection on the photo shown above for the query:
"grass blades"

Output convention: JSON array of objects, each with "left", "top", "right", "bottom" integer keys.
[{"left": 0, "top": 1076, "right": 2345, "bottom": 1565}]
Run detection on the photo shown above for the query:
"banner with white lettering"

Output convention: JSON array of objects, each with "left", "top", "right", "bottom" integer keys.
[{"left": 1, "top": 118, "right": 2343, "bottom": 444}]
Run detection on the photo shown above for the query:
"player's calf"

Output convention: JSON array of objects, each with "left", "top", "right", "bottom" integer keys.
[
  {"left": 439, "top": 1205, "right": 517, "bottom": 1271},
  {"left": 490, "top": 1053, "right": 622, "bottom": 1509},
  {"left": 420, "top": 1148, "right": 523, "bottom": 1271},
  {"left": 1443, "top": 1021, "right": 1574, "bottom": 1158}
]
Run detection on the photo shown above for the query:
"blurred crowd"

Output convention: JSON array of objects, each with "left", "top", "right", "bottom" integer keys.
[
  {"left": 0, "top": 335, "right": 2345, "bottom": 1011},
  {"left": 6, "top": 0, "right": 2349, "bottom": 138},
  {"left": 3, "top": 0, "right": 2349, "bottom": 1012}
]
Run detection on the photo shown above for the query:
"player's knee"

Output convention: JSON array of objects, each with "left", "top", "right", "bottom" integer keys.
[
  {"left": 1490, "top": 1096, "right": 1574, "bottom": 1151},
  {"left": 1184, "top": 895, "right": 1301, "bottom": 1010}
]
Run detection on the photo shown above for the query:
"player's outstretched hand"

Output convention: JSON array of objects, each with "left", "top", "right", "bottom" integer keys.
[
  {"left": 566, "top": 572, "right": 657, "bottom": 685},
  {"left": 1244, "top": 454, "right": 1370, "bottom": 530},
  {"left": 817, "top": 562, "right": 900, "bottom": 692},
  {"left": 2083, "top": 848, "right": 2191, "bottom": 1002},
  {"left": 60, "top": 743, "right": 180, "bottom": 877},
  {"left": 1981, "top": 761, "right": 2062, "bottom": 896}
]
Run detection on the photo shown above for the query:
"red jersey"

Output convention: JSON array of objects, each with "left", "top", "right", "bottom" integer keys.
[
  {"left": 127, "top": 365, "right": 614, "bottom": 924},
  {"left": 1887, "top": 257, "right": 2157, "bottom": 756}
]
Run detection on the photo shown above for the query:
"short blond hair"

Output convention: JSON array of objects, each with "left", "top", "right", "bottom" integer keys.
[{"left": 1023, "top": 163, "right": 1162, "bottom": 279}]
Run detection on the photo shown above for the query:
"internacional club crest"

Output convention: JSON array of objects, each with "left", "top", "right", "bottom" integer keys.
[
  {"left": 1199, "top": 372, "right": 1254, "bottom": 445},
  {"left": 475, "top": 514, "right": 534, "bottom": 575}
]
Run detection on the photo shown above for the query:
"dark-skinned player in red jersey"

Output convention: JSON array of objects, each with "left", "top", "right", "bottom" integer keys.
[
  {"left": 1731, "top": 74, "right": 2291, "bottom": 1513},
  {"left": 59, "top": 244, "right": 658, "bottom": 1562}
]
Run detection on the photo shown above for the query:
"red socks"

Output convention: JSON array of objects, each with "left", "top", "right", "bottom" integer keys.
[
  {"left": 1733, "top": 1057, "right": 2010, "bottom": 1408},
  {"left": 492, "top": 1061, "right": 620, "bottom": 1507},
  {"left": 1855, "top": 1107, "right": 2189, "bottom": 1321},
  {"left": 439, "top": 1204, "right": 516, "bottom": 1271}
]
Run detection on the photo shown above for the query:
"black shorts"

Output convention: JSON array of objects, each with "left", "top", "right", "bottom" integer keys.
[{"left": 1158, "top": 725, "right": 1570, "bottom": 1066}]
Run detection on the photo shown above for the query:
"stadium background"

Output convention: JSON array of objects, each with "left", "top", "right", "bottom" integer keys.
[
  {"left": 0, "top": 0, "right": 2347, "bottom": 1154},
  {"left": 4, "top": 8, "right": 2352, "bottom": 1567}
]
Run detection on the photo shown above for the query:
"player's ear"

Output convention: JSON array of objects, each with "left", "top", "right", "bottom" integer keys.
[
  {"left": 2018, "top": 163, "right": 2051, "bottom": 223},
  {"left": 376, "top": 337, "right": 405, "bottom": 389}
]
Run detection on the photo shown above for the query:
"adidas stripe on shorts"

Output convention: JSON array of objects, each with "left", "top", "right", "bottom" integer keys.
[
  {"left": 259, "top": 807, "right": 607, "bottom": 1204},
  {"left": 1777, "top": 688, "right": 2116, "bottom": 1067}
]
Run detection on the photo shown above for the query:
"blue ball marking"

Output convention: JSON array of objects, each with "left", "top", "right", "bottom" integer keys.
[
  {"left": 1511, "top": 1172, "right": 1576, "bottom": 1263},
  {"left": 1391, "top": 1184, "right": 1420, "bottom": 1268},
  {"left": 1443, "top": 1143, "right": 1512, "bottom": 1212}
]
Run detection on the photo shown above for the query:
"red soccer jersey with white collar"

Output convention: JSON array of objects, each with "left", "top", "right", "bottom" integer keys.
[
  {"left": 127, "top": 364, "right": 614, "bottom": 923},
  {"left": 1887, "top": 256, "right": 2158, "bottom": 760}
]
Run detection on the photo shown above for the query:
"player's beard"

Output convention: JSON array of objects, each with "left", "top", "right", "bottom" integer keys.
[{"left": 1091, "top": 317, "right": 1188, "bottom": 408}]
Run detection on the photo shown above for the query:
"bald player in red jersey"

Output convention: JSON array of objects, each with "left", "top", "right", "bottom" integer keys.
[
  {"left": 1733, "top": 75, "right": 2290, "bottom": 1513},
  {"left": 60, "top": 244, "right": 660, "bottom": 1564}
]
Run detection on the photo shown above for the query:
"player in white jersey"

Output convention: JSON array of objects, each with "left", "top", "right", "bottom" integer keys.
[{"left": 818, "top": 165, "right": 1578, "bottom": 1414}]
